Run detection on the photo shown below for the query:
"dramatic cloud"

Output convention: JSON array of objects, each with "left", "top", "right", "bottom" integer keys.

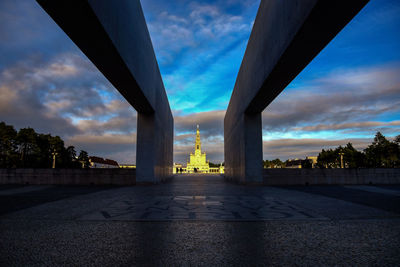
[
  {"left": 173, "top": 110, "right": 225, "bottom": 163},
  {"left": 293, "top": 121, "right": 400, "bottom": 132},
  {"left": 142, "top": 0, "right": 259, "bottom": 113},
  {"left": 0, "top": 50, "right": 137, "bottom": 163},
  {"left": 1, "top": 0, "right": 399, "bottom": 165},
  {"left": 262, "top": 64, "right": 400, "bottom": 134},
  {"left": 67, "top": 133, "right": 137, "bottom": 164},
  {"left": 174, "top": 110, "right": 224, "bottom": 137}
]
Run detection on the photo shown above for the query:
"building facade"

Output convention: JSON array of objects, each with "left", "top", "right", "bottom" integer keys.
[
  {"left": 186, "top": 125, "right": 210, "bottom": 173},
  {"left": 89, "top": 156, "right": 119, "bottom": 168}
]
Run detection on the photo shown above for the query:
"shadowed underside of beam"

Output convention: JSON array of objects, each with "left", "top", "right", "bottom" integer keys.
[
  {"left": 224, "top": 0, "right": 369, "bottom": 183},
  {"left": 37, "top": 0, "right": 173, "bottom": 182}
]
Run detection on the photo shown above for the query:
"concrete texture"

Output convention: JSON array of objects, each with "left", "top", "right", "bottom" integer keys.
[
  {"left": 1, "top": 175, "right": 399, "bottom": 265},
  {"left": 36, "top": 0, "right": 173, "bottom": 183},
  {"left": 224, "top": 0, "right": 369, "bottom": 183},
  {"left": 0, "top": 169, "right": 135, "bottom": 185},
  {"left": 264, "top": 168, "right": 400, "bottom": 185}
]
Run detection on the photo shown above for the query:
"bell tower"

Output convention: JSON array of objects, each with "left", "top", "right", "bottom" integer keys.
[
  {"left": 186, "top": 125, "right": 209, "bottom": 173},
  {"left": 195, "top": 124, "right": 201, "bottom": 155}
]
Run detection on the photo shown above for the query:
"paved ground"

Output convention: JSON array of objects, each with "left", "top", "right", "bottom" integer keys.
[{"left": 1, "top": 174, "right": 399, "bottom": 266}]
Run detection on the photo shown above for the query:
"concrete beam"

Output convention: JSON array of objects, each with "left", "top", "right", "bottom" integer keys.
[
  {"left": 37, "top": 0, "right": 173, "bottom": 182},
  {"left": 224, "top": 0, "right": 369, "bottom": 183}
]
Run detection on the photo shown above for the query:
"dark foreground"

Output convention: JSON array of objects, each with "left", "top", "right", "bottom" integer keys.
[{"left": 1, "top": 175, "right": 399, "bottom": 266}]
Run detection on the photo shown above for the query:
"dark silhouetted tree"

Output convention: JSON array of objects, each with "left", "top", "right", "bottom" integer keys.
[
  {"left": 341, "top": 143, "right": 366, "bottom": 168},
  {"left": 317, "top": 148, "right": 339, "bottom": 168},
  {"left": 365, "top": 132, "right": 399, "bottom": 168},
  {"left": 0, "top": 121, "right": 89, "bottom": 168},
  {"left": 78, "top": 150, "right": 90, "bottom": 168},
  {"left": 0, "top": 122, "right": 18, "bottom": 167},
  {"left": 16, "top": 127, "right": 39, "bottom": 167},
  {"left": 264, "top": 158, "right": 285, "bottom": 168}
]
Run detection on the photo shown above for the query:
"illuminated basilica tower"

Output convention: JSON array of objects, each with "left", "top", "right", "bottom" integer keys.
[{"left": 186, "top": 125, "right": 210, "bottom": 173}]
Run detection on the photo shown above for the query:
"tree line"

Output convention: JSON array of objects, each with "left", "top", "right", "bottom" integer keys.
[
  {"left": 263, "top": 132, "right": 400, "bottom": 169},
  {"left": 317, "top": 132, "right": 400, "bottom": 168},
  {"left": 0, "top": 121, "right": 89, "bottom": 168}
]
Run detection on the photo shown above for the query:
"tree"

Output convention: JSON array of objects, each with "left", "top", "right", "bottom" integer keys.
[
  {"left": 317, "top": 149, "right": 339, "bottom": 168},
  {"left": 264, "top": 158, "right": 285, "bottom": 168},
  {"left": 16, "top": 127, "right": 39, "bottom": 167},
  {"left": 0, "top": 122, "right": 18, "bottom": 167},
  {"left": 66, "top": 146, "right": 77, "bottom": 160},
  {"left": 209, "top": 162, "right": 221, "bottom": 168},
  {"left": 78, "top": 150, "right": 90, "bottom": 168},
  {"left": 64, "top": 146, "right": 81, "bottom": 168},
  {"left": 365, "top": 132, "right": 399, "bottom": 168},
  {"left": 35, "top": 134, "right": 53, "bottom": 168},
  {"left": 302, "top": 160, "right": 313, "bottom": 169},
  {"left": 0, "top": 121, "right": 90, "bottom": 169},
  {"left": 342, "top": 143, "right": 366, "bottom": 168},
  {"left": 394, "top": 135, "right": 400, "bottom": 145}
]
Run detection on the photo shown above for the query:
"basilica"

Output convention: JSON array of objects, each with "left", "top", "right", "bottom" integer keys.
[{"left": 186, "top": 125, "right": 210, "bottom": 173}]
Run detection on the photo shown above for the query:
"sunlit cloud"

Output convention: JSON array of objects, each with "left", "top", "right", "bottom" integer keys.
[{"left": 0, "top": 0, "right": 399, "bottom": 164}]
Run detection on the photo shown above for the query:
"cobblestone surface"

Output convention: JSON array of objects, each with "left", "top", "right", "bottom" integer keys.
[
  {"left": 1, "top": 174, "right": 399, "bottom": 266},
  {"left": 81, "top": 195, "right": 326, "bottom": 221}
]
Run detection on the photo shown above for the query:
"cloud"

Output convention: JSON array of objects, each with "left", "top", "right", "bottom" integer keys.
[
  {"left": 0, "top": 51, "right": 137, "bottom": 163},
  {"left": 173, "top": 110, "right": 225, "bottom": 163},
  {"left": 0, "top": 0, "right": 77, "bottom": 69},
  {"left": 1, "top": 0, "right": 399, "bottom": 166},
  {"left": 263, "top": 64, "right": 400, "bottom": 134},
  {"left": 142, "top": 0, "right": 259, "bottom": 114},
  {"left": 293, "top": 121, "right": 400, "bottom": 132},
  {"left": 174, "top": 110, "right": 224, "bottom": 137},
  {"left": 0, "top": 56, "right": 82, "bottom": 136},
  {"left": 171, "top": 63, "right": 400, "bottom": 163},
  {"left": 67, "top": 133, "right": 137, "bottom": 164},
  {"left": 263, "top": 138, "right": 373, "bottom": 160}
]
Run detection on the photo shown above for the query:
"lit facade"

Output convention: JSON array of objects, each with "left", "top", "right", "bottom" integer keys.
[{"left": 186, "top": 125, "right": 210, "bottom": 173}]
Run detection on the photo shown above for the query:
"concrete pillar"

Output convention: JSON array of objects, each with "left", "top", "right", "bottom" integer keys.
[
  {"left": 136, "top": 112, "right": 173, "bottom": 183},
  {"left": 37, "top": 0, "right": 173, "bottom": 183},
  {"left": 136, "top": 113, "right": 156, "bottom": 183},
  {"left": 224, "top": 0, "right": 369, "bottom": 183},
  {"left": 224, "top": 113, "right": 263, "bottom": 183}
]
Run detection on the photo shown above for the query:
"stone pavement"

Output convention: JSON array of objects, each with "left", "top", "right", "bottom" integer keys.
[{"left": 1, "top": 174, "right": 399, "bottom": 266}]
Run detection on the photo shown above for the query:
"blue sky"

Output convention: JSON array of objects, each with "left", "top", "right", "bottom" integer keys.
[{"left": 0, "top": 0, "right": 399, "bottom": 164}]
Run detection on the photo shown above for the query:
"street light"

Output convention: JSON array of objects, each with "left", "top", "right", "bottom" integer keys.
[
  {"left": 338, "top": 152, "right": 344, "bottom": 169},
  {"left": 52, "top": 149, "right": 58, "bottom": 169}
]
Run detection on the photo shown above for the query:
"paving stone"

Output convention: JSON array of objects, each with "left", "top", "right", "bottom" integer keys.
[{"left": 1, "top": 175, "right": 399, "bottom": 266}]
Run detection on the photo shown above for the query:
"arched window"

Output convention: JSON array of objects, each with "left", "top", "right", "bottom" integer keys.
[{"left": 197, "top": 145, "right": 199, "bottom": 149}]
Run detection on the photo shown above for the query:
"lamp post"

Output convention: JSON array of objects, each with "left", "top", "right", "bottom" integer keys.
[
  {"left": 338, "top": 152, "right": 344, "bottom": 169},
  {"left": 52, "top": 149, "right": 58, "bottom": 169}
]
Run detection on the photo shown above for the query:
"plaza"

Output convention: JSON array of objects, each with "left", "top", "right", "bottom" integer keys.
[
  {"left": 1, "top": 1, "right": 399, "bottom": 265},
  {"left": 1, "top": 175, "right": 399, "bottom": 265}
]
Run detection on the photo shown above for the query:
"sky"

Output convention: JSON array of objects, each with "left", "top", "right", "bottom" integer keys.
[{"left": 0, "top": 0, "right": 399, "bottom": 164}]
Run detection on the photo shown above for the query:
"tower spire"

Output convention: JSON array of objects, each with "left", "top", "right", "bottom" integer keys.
[{"left": 195, "top": 125, "right": 201, "bottom": 153}]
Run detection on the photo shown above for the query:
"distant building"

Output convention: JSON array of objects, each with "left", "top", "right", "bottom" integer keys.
[
  {"left": 306, "top": 156, "right": 318, "bottom": 168},
  {"left": 89, "top": 156, "right": 119, "bottom": 168},
  {"left": 286, "top": 157, "right": 318, "bottom": 168},
  {"left": 286, "top": 158, "right": 303, "bottom": 168},
  {"left": 173, "top": 163, "right": 186, "bottom": 173},
  {"left": 119, "top": 164, "right": 136, "bottom": 169},
  {"left": 210, "top": 164, "right": 224, "bottom": 174},
  {"left": 186, "top": 125, "right": 210, "bottom": 173},
  {"left": 173, "top": 125, "right": 224, "bottom": 174}
]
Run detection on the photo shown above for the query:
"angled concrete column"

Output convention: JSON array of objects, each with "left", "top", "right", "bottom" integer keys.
[
  {"left": 37, "top": 0, "right": 173, "bottom": 182},
  {"left": 224, "top": 0, "right": 369, "bottom": 183},
  {"left": 225, "top": 113, "right": 263, "bottom": 184}
]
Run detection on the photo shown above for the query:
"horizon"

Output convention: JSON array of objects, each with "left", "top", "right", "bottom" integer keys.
[{"left": 1, "top": 0, "right": 399, "bottom": 164}]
